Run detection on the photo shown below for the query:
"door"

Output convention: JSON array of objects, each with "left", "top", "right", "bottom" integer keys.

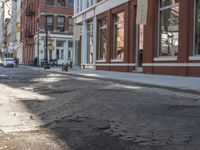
[{"left": 135, "top": 24, "right": 144, "bottom": 72}]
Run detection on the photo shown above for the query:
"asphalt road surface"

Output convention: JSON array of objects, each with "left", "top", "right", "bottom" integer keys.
[{"left": 0, "top": 66, "right": 200, "bottom": 150}]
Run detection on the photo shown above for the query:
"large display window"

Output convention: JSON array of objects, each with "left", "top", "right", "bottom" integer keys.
[{"left": 159, "top": 0, "right": 179, "bottom": 56}]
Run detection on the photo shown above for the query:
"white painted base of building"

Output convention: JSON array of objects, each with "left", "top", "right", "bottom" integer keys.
[{"left": 35, "top": 34, "right": 74, "bottom": 66}]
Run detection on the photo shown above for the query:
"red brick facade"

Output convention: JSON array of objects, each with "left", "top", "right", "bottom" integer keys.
[
  {"left": 95, "top": 0, "right": 200, "bottom": 77},
  {"left": 21, "top": 0, "right": 73, "bottom": 65}
]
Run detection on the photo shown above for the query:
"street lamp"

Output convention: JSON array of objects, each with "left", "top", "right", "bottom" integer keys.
[{"left": 37, "top": 20, "right": 40, "bottom": 67}]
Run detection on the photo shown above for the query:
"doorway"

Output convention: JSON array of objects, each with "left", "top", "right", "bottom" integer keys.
[{"left": 135, "top": 25, "right": 144, "bottom": 72}]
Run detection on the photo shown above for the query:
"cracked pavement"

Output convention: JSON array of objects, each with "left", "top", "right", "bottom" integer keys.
[{"left": 0, "top": 67, "right": 200, "bottom": 150}]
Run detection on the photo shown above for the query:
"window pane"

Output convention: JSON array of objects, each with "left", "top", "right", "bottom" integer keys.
[
  {"left": 87, "top": 21, "right": 93, "bottom": 63},
  {"left": 46, "top": 16, "right": 53, "bottom": 31},
  {"left": 68, "top": 41, "right": 73, "bottom": 48},
  {"left": 46, "top": 0, "right": 54, "bottom": 5},
  {"left": 56, "top": 41, "right": 65, "bottom": 47},
  {"left": 68, "top": 0, "right": 74, "bottom": 8},
  {"left": 61, "top": 49, "right": 64, "bottom": 59},
  {"left": 58, "top": 0, "right": 65, "bottom": 6},
  {"left": 56, "top": 49, "right": 60, "bottom": 59},
  {"left": 159, "top": 6, "right": 179, "bottom": 56},
  {"left": 98, "top": 18, "right": 107, "bottom": 60},
  {"left": 196, "top": 0, "right": 200, "bottom": 55},
  {"left": 68, "top": 17, "right": 74, "bottom": 33},
  {"left": 68, "top": 41, "right": 73, "bottom": 60},
  {"left": 113, "top": 12, "right": 125, "bottom": 59},
  {"left": 160, "top": 0, "right": 171, "bottom": 8},
  {"left": 57, "top": 16, "right": 65, "bottom": 32},
  {"left": 160, "top": 0, "right": 179, "bottom": 8}
]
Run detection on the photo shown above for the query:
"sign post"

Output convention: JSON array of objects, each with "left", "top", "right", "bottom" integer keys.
[{"left": 136, "top": 0, "right": 148, "bottom": 25}]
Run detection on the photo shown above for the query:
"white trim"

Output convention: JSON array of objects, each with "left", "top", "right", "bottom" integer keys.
[
  {"left": 154, "top": 56, "right": 178, "bottom": 61},
  {"left": 73, "top": 0, "right": 108, "bottom": 18},
  {"left": 96, "top": 63, "right": 136, "bottom": 66},
  {"left": 193, "top": 0, "right": 196, "bottom": 56},
  {"left": 143, "top": 63, "right": 200, "bottom": 67},
  {"left": 96, "top": 59, "right": 106, "bottom": 63},
  {"left": 189, "top": 56, "right": 200, "bottom": 61},
  {"left": 193, "top": 1, "right": 200, "bottom": 56},
  {"left": 82, "top": 63, "right": 95, "bottom": 66},
  {"left": 111, "top": 59, "right": 123, "bottom": 62},
  {"left": 159, "top": 3, "right": 179, "bottom": 11},
  {"left": 36, "top": 34, "right": 73, "bottom": 39}
]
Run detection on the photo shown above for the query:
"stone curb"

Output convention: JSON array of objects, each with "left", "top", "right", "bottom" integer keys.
[{"left": 24, "top": 66, "right": 200, "bottom": 95}]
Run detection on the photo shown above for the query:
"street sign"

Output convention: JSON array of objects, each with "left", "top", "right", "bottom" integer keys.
[
  {"left": 136, "top": 0, "right": 148, "bottom": 25},
  {"left": 16, "top": 25, "right": 21, "bottom": 32}
]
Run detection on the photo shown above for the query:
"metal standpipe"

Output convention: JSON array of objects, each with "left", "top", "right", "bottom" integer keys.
[{"left": 62, "top": 63, "right": 68, "bottom": 72}]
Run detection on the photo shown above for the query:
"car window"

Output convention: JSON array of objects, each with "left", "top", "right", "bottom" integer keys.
[{"left": 4, "top": 58, "right": 14, "bottom": 61}]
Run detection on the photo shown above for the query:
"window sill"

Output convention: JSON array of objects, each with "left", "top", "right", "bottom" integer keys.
[
  {"left": 96, "top": 59, "right": 106, "bottom": 63},
  {"left": 154, "top": 56, "right": 178, "bottom": 61},
  {"left": 110, "top": 59, "right": 124, "bottom": 62},
  {"left": 189, "top": 56, "right": 200, "bottom": 61}
]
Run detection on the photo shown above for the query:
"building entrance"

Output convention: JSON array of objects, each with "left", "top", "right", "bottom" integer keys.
[{"left": 135, "top": 25, "right": 144, "bottom": 72}]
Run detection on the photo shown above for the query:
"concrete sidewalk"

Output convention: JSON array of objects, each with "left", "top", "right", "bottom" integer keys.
[{"left": 25, "top": 66, "right": 200, "bottom": 93}]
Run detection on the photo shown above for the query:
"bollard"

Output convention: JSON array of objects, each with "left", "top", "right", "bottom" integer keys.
[{"left": 62, "top": 63, "right": 68, "bottom": 72}]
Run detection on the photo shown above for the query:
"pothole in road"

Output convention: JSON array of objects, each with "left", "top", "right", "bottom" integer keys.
[
  {"left": 42, "top": 116, "right": 111, "bottom": 131},
  {"left": 33, "top": 88, "right": 77, "bottom": 95}
]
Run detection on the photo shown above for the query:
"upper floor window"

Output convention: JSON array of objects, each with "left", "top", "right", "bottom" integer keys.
[
  {"left": 159, "top": 0, "right": 179, "bottom": 56},
  {"left": 76, "top": 0, "right": 80, "bottom": 13},
  {"left": 76, "top": 0, "right": 82, "bottom": 12},
  {"left": 68, "top": 17, "right": 74, "bottom": 33},
  {"left": 87, "top": 0, "right": 93, "bottom": 8},
  {"left": 57, "top": 16, "right": 65, "bottom": 32},
  {"left": 68, "top": 0, "right": 74, "bottom": 8},
  {"left": 113, "top": 12, "right": 125, "bottom": 60},
  {"left": 46, "top": 15, "right": 53, "bottom": 31},
  {"left": 97, "top": 18, "right": 107, "bottom": 60},
  {"left": 58, "top": 0, "right": 65, "bottom": 6},
  {"left": 195, "top": 0, "right": 200, "bottom": 55},
  {"left": 46, "top": 0, "right": 54, "bottom": 5},
  {"left": 80, "top": 0, "right": 83, "bottom": 11}
]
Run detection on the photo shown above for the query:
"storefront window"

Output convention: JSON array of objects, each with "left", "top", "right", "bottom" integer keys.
[
  {"left": 159, "top": 0, "right": 179, "bottom": 56},
  {"left": 56, "top": 49, "right": 60, "bottom": 59},
  {"left": 61, "top": 49, "right": 64, "bottom": 59},
  {"left": 195, "top": 0, "right": 200, "bottom": 55},
  {"left": 113, "top": 12, "right": 125, "bottom": 60},
  {"left": 87, "top": 20, "right": 93, "bottom": 63},
  {"left": 68, "top": 41, "right": 73, "bottom": 59},
  {"left": 98, "top": 18, "right": 107, "bottom": 60},
  {"left": 56, "top": 40, "right": 65, "bottom": 47}
]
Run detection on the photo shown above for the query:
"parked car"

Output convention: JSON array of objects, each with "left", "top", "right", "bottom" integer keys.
[
  {"left": 3, "top": 58, "right": 15, "bottom": 67},
  {"left": 0, "top": 58, "right": 3, "bottom": 66}
]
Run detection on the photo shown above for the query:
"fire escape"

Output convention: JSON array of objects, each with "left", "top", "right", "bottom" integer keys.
[{"left": 25, "top": 0, "right": 35, "bottom": 45}]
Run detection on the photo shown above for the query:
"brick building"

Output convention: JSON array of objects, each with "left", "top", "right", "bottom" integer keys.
[
  {"left": 73, "top": 0, "right": 200, "bottom": 77},
  {"left": 0, "top": 0, "right": 12, "bottom": 58},
  {"left": 21, "top": 0, "right": 74, "bottom": 65}
]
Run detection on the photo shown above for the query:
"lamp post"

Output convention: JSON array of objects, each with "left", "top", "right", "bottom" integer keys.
[
  {"left": 37, "top": 21, "right": 40, "bottom": 67},
  {"left": 44, "top": 14, "right": 50, "bottom": 69}
]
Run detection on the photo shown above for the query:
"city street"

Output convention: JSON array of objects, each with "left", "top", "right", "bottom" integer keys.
[{"left": 0, "top": 66, "right": 200, "bottom": 150}]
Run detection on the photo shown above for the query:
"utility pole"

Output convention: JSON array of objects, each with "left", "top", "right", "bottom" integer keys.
[
  {"left": 44, "top": 10, "right": 50, "bottom": 69},
  {"left": 37, "top": 21, "right": 40, "bottom": 67}
]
